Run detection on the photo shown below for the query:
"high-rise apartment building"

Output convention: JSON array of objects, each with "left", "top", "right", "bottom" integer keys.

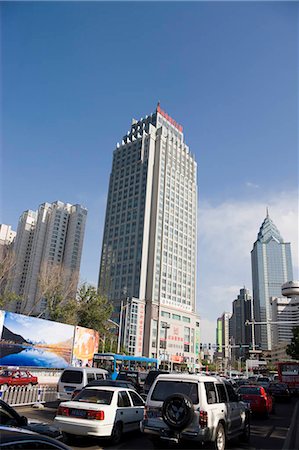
[
  {"left": 0, "top": 224, "right": 16, "bottom": 260},
  {"left": 99, "top": 104, "right": 200, "bottom": 368},
  {"left": 251, "top": 211, "right": 293, "bottom": 350},
  {"left": 229, "top": 288, "right": 252, "bottom": 360},
  {"left": 10, "top": 201, "right": 87, "bottom": 315}
]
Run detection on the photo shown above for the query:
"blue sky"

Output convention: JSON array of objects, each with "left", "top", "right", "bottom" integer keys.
[{"left": 1, "top": 2, "right": 298, "bottom": 342}]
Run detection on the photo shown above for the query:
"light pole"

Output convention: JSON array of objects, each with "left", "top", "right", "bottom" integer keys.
[{"left": 161, "top": 323, "right": 170, "bottom": 370}]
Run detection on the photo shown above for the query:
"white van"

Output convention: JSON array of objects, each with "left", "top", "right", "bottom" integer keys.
[{"left": 57, "top": 367, "right": 109, "bottom": 400}]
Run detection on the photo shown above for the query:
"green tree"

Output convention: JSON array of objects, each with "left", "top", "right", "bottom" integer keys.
[
  {"left": 76, "top": 284, "right": 113, "bottom": 336},
  {"left": 286, "top": 327, "right": 299, "bottom": 360}
]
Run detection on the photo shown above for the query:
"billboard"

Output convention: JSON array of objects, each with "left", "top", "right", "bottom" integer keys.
[
  {"left": 0, "top": 311, "right": 74, "bottom": 368},
  {"left": 72, "top": 326, "right": 99, "bottom": 367}
]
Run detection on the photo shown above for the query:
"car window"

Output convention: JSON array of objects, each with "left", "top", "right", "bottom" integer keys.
[
  {"left": 96, "top": 373, "right": 104, "bottom": 380},
  {"left": 225, "top": 383, "right": 238, "bottom": 402},
  {"left": 60, "top": 370, "right": 83, "bottom": 384},
  {"left": 204, "top": 382, "right": 217, "bottom": 404},
  {"left": 151, "top": 381, "right": 199, "bottom": 404},
  {"left": 87, "top": 373, "right": 95, "bottom": 383},
  {"left": 0, "top": 408, "right": 18, "bottom": 426},
  {"left": 128, "top": 390, "right": 144, "bottom": 406},
  {"left": 238, "top": 386, "right": 261, "bottom": 395},
  {"left": 117, "top": 391, "right": 131, "bottom": 407},
  {"left": 74, "top": 389, "right": 113, "bottom": 404},
  {"left": 215, "top": 384, "right": 227, "bottom": 403}
]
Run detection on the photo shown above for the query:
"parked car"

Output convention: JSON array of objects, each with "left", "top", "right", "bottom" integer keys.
[
  {"left": 268, "top": 382, "right": 291, "bottom": 401},
  {"left": 143, "top": 370, "right": 169, "bottom": 395},
  {"left": 57, "top": 367, "right": 109, "bottom": 401},
  {"left": 237, "top": 385, "right": 273, "bottom": 417},
  {"left": 0, "top": 426, "right": 71, "bottom": 449},
  {"left": 0, "top": 369, "right": 38, "bottom": 389},
  {"left": 141, "top": 373, "right": 250, "bottom": 450},
  {"left": 54, "top": 386, "right": 145, "bottom": 444},
  {"left": 70, "top": 379, "right": 137, "bottom": 400},
  {"left": 0, "top": 400, "right": 62, "bottom": 439}
]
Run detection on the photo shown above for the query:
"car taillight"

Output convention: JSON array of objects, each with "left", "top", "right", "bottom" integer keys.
[
  {"left": 58, "top": 406, "right": 69, "bottom": 416},
  {"left": 199, "top": 410, "right": 208, "bottom": 428},
  {"left": 87, "top": 410, "right": 105, "bottom": 420}
]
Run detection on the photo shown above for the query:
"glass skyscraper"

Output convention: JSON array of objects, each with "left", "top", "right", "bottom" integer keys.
[
  {"left": 99, "top": 104, "right": 200, "bottom": 367},
  {"left": 251, "top": 211, "right": 293, "bottom": 350}
]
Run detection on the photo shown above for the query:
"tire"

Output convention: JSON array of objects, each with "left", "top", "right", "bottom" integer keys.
[
  {"left": 240, "top": 415, "right": 250, "bottom": 443},
  {"left": 110, "top": 421, "right": 123, "bottom": 445},
  {"left": 213, "top": 423, "right": 226, "bottom": 450},
  {"left": 162, "top": 393, "right": 194, "bottom": 431}
]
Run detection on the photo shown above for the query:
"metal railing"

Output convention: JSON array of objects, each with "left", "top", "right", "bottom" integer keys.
[{"left": 0, "top": 385, "right": 57, "bottom": 406}]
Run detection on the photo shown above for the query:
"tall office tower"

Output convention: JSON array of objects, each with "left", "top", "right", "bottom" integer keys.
[
  {"left": 215, "top": 312, "right": 231, "bottom": 371},
  {"left": 99, "top": 104, "right": 200, "bottom": 368},
  {"left": 229, "top": 288, "right": 252, "bottom": 360},
  {"left": 10, "top": 201, "right": 87, "bottom": 315},
  {"left": 251, "top": 210, "right": 293, "bottom": 350},
  {"left": 271, "top": 281, "right": 299, "bottom": 347}
]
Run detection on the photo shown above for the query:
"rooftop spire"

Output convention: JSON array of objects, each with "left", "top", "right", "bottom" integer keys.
[{"left": 266, "top": 206, "right": 269, "bottom": 218}]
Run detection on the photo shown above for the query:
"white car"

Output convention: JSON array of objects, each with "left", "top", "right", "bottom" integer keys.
[
  {"left": 54, "top": 386, "right": 145, "bottom": 444},
  {"left": 141, "top": 373, "right": 250, "bottom": 450}
]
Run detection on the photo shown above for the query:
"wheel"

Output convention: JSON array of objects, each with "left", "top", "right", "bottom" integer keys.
[
  {"left": 110, "top": 421, "right": 123, "bottom": 445},
  {"left": 162, "top": 393, "right": 194, "bottom": 431},
  {"left": 213, "top": 423, "right": 226, "bottom": 450},
  {"left": 240, "top": 415, "right": 250, "bottom": 442}
]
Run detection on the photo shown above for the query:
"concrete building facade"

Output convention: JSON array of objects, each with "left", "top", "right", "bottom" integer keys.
[
  {"left": 99, "top": 104, "right": 200, "bottom": 368},
  {"left": 251, "top": 211, "right": 293, "bottom": 350},
  {"left": 10, "top": 201, "right": 87, "bottom": 315}
]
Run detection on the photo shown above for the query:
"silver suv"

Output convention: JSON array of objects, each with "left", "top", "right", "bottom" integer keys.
[{"left": 141, "top": 373, "right": 250, "bottom": 450}]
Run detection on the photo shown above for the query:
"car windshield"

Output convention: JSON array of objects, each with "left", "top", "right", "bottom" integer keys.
[
  {"left": 239, "top": 387, "right": 261, "bottom": 395},
  {"left": 74, "top": 389, "right": 113, "bottom": 404},
  {"left": 0, "top": 371, "right": 13, "bottom": 378},
  {"left": 151, "top": 380, "right": 199, "bottom": 404}
]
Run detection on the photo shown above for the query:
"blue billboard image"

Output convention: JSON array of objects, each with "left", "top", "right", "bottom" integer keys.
[{"left": 0, "top": 311, "right": 75, "bottom": 368}]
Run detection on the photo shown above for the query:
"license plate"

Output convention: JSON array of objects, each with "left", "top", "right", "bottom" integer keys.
[
  {"left": 64, "top": 386, "right": 75, "bottom": 392},
  {"left": 70, "top": 409, "right": 87, "bottom": 418}
]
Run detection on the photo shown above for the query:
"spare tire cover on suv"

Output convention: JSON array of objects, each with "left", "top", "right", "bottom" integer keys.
[{"left": 162, "top": 393, "right": 194, "bottom": 431}]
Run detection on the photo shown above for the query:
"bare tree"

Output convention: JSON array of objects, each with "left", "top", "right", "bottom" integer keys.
[
  {"left": 0, "top": 250, "right": 21, "bottom": 308},
  {"left": 28, "top": 262, "right": 79, "bottom": 320}
]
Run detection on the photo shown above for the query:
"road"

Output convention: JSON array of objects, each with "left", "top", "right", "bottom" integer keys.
[{"left": 17, "top": 397, "right": 297, "bottom": 450}]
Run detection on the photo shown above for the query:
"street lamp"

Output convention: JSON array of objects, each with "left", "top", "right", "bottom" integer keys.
[{"left": 161, "top": 323, "right": 170, "bottom": 370}]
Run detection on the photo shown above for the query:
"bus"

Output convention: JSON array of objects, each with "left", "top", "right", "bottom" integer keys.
[
  {"left": 93, "top": 353, "right": 158, "bottom": 380},
  {"left": 277, "top": 361, "right": 299, "bottom": 394}
]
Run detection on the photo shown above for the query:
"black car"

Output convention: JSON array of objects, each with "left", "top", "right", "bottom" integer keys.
[
  {"left": 268, "top": 382, "right": 291, "bottom": 401},
  {"left": 0, "top": 400, "right": 62, "bottom": 439},
  {"left": 0, "top": 426, "right": 71, "bottom": 449},
  {"left": 71, "top": 379, "right": 137, "bottom": 399},
  {"left": 116, "top": 370, "right": 144, "bottom": 393}
]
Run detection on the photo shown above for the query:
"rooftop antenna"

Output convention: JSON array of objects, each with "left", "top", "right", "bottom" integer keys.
[{"left": 266, "top": 206, "right": 269, "bottom": 218}]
